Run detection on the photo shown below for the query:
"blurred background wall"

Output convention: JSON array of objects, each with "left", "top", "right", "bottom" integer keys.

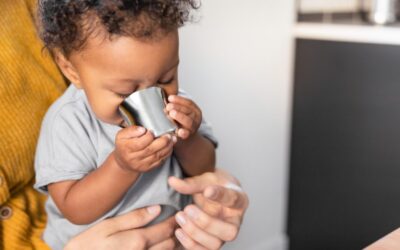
[{"left": 179, "top": 1, "right": 295, "bottom": 249}]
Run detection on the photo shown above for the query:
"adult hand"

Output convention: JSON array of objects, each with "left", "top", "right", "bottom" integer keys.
[
  {"left": 169, "top": 169, "right": 249, "bottom": 250},
  {"left": 64, "top": 205, "right": 178, "bottom": 250}
]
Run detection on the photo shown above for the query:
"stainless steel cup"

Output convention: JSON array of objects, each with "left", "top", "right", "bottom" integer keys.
[{"left": 119, "top": 87, "right": 177, "bottom": 137}]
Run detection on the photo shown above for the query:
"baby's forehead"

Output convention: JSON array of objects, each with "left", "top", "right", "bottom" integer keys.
[{"left": 70, "top": 31, "right": 179, "bottom": 78}]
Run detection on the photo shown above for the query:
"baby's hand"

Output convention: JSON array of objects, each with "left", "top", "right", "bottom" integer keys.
[
  {"left": 166, "top": 95, "right": 202, "bottom": 140},
  {"left": 114, "top": 126, "right": 176, "bottom": 172}
]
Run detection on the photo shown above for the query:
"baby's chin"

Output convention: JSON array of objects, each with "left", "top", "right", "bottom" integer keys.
[{"left": 96, "top": 114, "right": 125, "bottom": 127}]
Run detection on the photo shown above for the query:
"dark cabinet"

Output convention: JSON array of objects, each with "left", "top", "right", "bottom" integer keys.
[{"left": 288, "top": 39, "right": 400, "bottom": 250}]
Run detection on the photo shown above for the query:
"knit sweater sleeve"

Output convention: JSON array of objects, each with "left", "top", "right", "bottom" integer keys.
[{"left": 0, "top": 0, "right": 67, "bottom": 205}]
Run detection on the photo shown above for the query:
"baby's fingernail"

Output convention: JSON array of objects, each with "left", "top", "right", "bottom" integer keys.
[
  {"left": 176, "top": 213, "right": 186, "bottom": 225},
  {"left": 185, "top": 206, "right": 199, "bottom": 219},
  {"left": 147, "top": 205, "right": 160, "bottom": 215},
  {"left": 178, "top": 129, "right": 186, "bottom": 138},
  {"left": 137, "top": 127, "right": 146, "bottom": 133},
  {"left": 166, "top": 103, "right": 173, "bottom": 111}
]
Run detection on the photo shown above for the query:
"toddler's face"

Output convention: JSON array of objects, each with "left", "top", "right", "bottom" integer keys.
[{"left": 57, "top": 31, "right": 179, "bottom": 125}]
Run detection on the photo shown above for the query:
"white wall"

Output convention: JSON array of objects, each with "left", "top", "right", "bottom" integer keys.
[{"left": 179, "top": 1, "right": 295, "bottom": 249}]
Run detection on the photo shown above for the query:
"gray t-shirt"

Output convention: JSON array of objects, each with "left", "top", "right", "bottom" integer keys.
[{"left": 34, "top": 84, "right": 217, "bottom": 249}]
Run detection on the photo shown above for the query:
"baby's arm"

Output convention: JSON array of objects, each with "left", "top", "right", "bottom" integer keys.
[
  {"left": 173, "top": 132, "right": 216, "bottom": 176},
  {"left": 48, "top": 126, "right": 174, "bottom": 225},
  {"left": 166, "top": 95, "right": 216, "bottom": 176}
]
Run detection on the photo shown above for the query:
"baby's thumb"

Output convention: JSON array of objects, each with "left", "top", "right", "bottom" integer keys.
[{"left": 119, "top": 126, "right": 147, "bottom": 139}]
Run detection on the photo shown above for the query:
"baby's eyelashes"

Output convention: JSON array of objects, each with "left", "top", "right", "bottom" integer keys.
[
  {"left": 157, "top": 77, "right": 174, "bottom": 85},
  {"left": 116, "top": 93, "right": 131, "bottom": 99}
]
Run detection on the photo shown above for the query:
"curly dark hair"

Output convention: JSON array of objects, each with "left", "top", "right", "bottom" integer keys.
[{"left": 38, "top": 0, "right": 199, "bottom": 56}]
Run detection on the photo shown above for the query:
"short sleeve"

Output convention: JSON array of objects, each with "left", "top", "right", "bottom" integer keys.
[
  {"left": 178, "top": 89, "right": 218, "bottom": 147},
  {"left": 34, "top": 102, "right": 98, "bottom": 194}
]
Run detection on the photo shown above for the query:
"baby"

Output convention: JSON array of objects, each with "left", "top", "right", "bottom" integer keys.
[{"left": 33, "top": 0, "right": 217, "bottom": 248}]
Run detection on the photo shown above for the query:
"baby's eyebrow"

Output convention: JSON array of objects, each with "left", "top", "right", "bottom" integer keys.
[{"left": 103, "top": 79, "right": 139, "bottom": 91}]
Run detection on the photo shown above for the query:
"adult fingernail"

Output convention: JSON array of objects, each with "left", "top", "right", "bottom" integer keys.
[
  {"left": 170, "top": 110, "right": 177, "bottom": 117},
  {"left": 172, "top": 135, "right": 177, "bottom": 143},
  {"left": 204, "top": 187, "right": 217, "bottom": 199},
  {"left": 168, "top": 95, "right": 176, "bottom": 102},
  {"left": 175, "top": 229, "right": 186, "bottom": 241},
  {"left": 185, "top": 206, "right": 199, "bottom": 219},
  {"left": 165, "top": 133, "right": 172, "bottom": 140},
  {"left": 176, "top": 213, "right": 186, "bottom": 225},
  {"left": 147, "top": 205, "right": 160, "bottom": 215}
]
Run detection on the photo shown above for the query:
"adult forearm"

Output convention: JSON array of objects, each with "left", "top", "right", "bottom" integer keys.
[
  {"left": 174, "top": 133, "right": 216, "bottom": 176},
  {"left": 53, "top": 152, "right": 140, "bottom": 225}
]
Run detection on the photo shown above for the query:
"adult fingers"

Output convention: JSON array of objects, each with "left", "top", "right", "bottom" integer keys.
[
  {"left": 168, "top": 172, "right": 219, "bottom": 195},
  {"left": 204, "top": 185, "right": 248, "bottom": 210},
  {"left": 100, "top": 205, "right": 161, "bottom": 236},
  {"left": 182, "top": 205, "right": 240, "bottom": 241},
  {"left": 104, "top": 217, "right": 176, "bottom": 250},
  {"left": 175, "top": 212, "right": 223, "bottom": 250},
  {"left": 175, "top": 229, "right": 208, "bottom": 250},
  {"left": 148, "top": 238, "right": 177, "bottom": 250},
  {"left": 142, "top": 216, "right": 177, "bottom": 246}
]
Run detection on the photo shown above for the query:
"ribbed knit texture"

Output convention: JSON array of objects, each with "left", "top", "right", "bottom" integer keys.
[{"left": 0, "top": 0, "right": 66, "bottom": 249}]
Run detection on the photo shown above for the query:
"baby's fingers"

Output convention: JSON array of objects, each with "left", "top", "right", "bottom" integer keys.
[
  {"left": 166, "top": 103, "right": 192, "bottom": 117},
  {"left": 116, "top": 126, "right": 147, "bottom": 140},
  {"left": 177, "top": 128, "right": 190, "bottom": 140},
  {"left": 140, "top": 141, "right": 174, "bottom": 171},
  {"left": 138, "top": 134, "right": 175, "bottom": 158},
  {"left": 168, "top": 95, "right": 196, "bottom": 108},
  {"left": 124, "top": 130, "right": 155, "bottom": 151},
  {"left": 169, "top": 110, "right": 194, "bottom": 130}
]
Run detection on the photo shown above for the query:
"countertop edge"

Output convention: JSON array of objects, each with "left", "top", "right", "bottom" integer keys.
[{"left": 294, "top": 22, "right": 400, "bottom": 45}]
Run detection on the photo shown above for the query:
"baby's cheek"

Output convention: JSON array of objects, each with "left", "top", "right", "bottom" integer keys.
[{"left": 101, "top": 102, "right": 125, "bottom": 125}]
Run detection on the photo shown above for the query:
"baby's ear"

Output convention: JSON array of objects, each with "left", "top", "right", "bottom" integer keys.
[{"left": 54, "top": 51, "right": 83, "bottom": 89}]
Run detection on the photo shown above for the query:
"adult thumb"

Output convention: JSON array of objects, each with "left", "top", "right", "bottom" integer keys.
[{"left": 102, "top": 205, "right": 161, "bottom": 235}]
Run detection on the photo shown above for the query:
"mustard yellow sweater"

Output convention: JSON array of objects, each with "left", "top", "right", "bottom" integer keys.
[{"left": 0, "top": 0, "right": 66, "bottom": 249}]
